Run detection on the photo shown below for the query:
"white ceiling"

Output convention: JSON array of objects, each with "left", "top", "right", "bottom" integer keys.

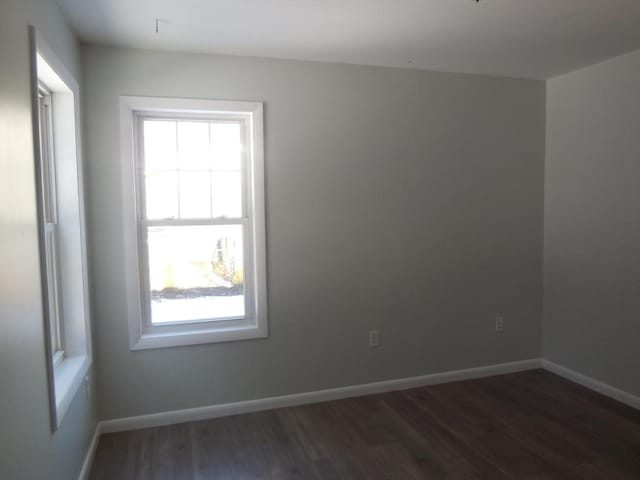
[{"left": 57, "top": 0, "right": 640, "bottom": 79}]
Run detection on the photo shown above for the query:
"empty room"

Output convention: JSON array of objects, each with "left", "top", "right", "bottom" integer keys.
[{"left": 1, "top": 0, "right": 640, "bottom": 478}]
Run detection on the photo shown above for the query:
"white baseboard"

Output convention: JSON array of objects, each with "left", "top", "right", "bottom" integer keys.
[
  {"left": 100, "top": 358, "right": 542, "bottom": 434},
  {"left": 83, "top": 357, "right": 639, "bottom": 477},
  {"left": 541, "top": 359, "right": 640, "bottom": 410},
  {"left": 77, "top": 422, "right": 101, "bottom": 480}
]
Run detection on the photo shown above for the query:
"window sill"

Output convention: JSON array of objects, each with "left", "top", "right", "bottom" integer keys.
[
  {"left": 53, "top": 354, "right": 90, "bottom": 428},
  {"left": 131, "top": 322, "right": 267, "bottom": 351}
]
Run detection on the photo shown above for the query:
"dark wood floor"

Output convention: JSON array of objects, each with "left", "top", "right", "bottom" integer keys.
[{"left": 90, "top": 369, "right": 640, "bottom": 479}]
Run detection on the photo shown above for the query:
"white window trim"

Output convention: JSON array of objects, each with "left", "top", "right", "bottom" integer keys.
[
  {"left": 29, "top": 27, "right": 92, "bottom": 431},
  {"left": 120, "top": 96, "right": 268, "bottom": 350}
]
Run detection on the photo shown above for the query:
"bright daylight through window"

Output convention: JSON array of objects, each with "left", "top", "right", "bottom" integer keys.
[
  {"left": 123, "top": 97, "right": 267, "bottom": 349},
  {"left": 142, "top": 119, "right": 246, "bottom": 323}
]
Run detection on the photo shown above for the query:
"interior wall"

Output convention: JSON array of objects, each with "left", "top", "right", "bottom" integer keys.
[
  {"left": 544, "top": 50, "right": 640, "bottom": 397},
  {"left": 83, "top": 45, "right": 545, "bottom": 420},
  {"left": 0, "top": 1, "right": 97, "bottom": 479}
]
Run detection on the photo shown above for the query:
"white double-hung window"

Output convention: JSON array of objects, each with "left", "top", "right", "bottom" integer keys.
[
  {"left": 121, "top": 97, "right": 267, "bottom": 350},
  {"left": 37, "top": 86, "right": 65, "bottom": 364},
  {"left": 31, "top": 28, "right": 92, "bottom": 430}
]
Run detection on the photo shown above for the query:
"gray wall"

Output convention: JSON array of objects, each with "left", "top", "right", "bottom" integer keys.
[
  {"left": 83, "top": 45, "right": 546, "bottom": 420},
  {"left": 544, "top": 50, "right": 640, "bottom": 397},
  {"left": 0, "top": 0, "right": 97, "bottom": 479}
]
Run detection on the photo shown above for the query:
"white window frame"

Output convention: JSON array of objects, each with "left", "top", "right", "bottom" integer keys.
[
  {"left": 37, "top": 85, "right": 65, "bottom": 365},
  {"left": 120, "top": 96, "right": 268, "bottom": 350},
  {"left": 30, "top": 27, "right": 92, "bottom": 431}
]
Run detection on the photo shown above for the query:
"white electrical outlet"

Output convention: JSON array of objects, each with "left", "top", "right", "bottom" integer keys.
[
  {"left": 495, "top": 316, "right": 504, "bottom": 332},
  {"left": 369, "top": 330, "right": 380, "bottom": 347}
]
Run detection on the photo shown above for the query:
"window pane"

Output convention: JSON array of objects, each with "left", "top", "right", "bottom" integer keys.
[
  {"left": 178, "top": 121, "right": 210, "bottom": 169},
  {"left": 147, "top": 225, "right": 245, "bottom": 323},
  {"left": 45, "top": 227, "right": 63, "bottom": 354},
  {"left": 212, "top": 123, "right": 242, "bottom": 170},
  {"left": 145, "top": 171, "right": 178, "bottom": 219},
  {"left": 212, "top": 171, "right": 242, "bottom": 218},
  {"left": 144, "top": 121, "right": 177, "bottom": 170},
  {"left": 179, "top": 171, "right": 211, "bottom": 218}
]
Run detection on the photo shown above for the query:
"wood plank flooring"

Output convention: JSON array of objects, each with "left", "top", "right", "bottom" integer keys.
[{"left": 89, "top": 370, "right": 640, "bottom": 479}]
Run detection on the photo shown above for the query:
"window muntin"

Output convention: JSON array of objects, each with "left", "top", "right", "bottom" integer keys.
[{"left": 136, "top": 115, "right": 252, "bottom": 326}]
